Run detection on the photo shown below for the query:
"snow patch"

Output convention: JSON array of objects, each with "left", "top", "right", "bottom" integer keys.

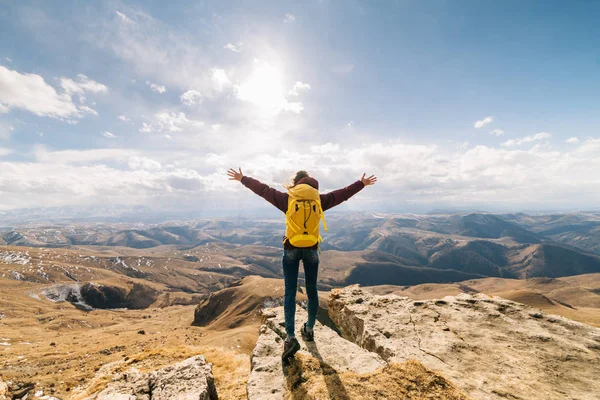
[
  {"left": 113, "top": 257, "right": 140, "bottom": 272},
  {"left": 0, "top": 250, "right": 30, "bottom": 264},
  {"left": 11, "top": 270, "right": 25, "bottom": 280}
]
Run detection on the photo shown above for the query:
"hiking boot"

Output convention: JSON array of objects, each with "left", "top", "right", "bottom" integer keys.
[
  {"left": 301, "top": 323, "right": 314, "bottom": 342},
  {"left": 282, "top": 337, "right": 301, "bottom": 359}
]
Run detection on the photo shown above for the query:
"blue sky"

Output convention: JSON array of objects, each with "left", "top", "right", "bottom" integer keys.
[{"left": 1, "top": 0, "right": 600, "bottom": 214}]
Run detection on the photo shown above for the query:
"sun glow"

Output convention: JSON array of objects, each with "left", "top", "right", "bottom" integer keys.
[{"left": 236, "top": 59, "right": 302, "bottom": 115}]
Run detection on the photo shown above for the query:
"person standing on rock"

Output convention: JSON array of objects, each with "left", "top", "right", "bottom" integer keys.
[{"left": 227, "top": 168, "right": 377, "bottom": 359}]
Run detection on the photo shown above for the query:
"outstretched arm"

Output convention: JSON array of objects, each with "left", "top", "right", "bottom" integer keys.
[
  {"left": 227, "top": 167, "right": 288, "bottom": 213},
  {"left": 320, "top": 173, "right": 377, "bottom": 211}
]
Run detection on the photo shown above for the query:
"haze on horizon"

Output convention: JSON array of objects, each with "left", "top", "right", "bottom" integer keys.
[{"left": 1, "top": 0, "right": 599, "bottom": 215}]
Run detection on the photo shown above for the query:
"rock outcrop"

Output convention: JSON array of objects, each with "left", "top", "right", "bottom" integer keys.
[
  {"left": 89, "top": 356, "right": 218, "bottom": 400},
  {"left": 247, "top": 306, "right": 387, "bottom": 399},
  {"left": 329, "top": 285, "right": 600, "bottom": 400},
  {"left": 247, "top": 306, "right": 469, "bottom": 400},
  {"left": 263, "top": 307, "right": 387, "bottom": 374},
  {"left": 247, "top": 324, "right": 286, "bottom": 400}
]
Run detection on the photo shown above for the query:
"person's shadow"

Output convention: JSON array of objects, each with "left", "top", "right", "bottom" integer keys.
[{"left": 282, "top": 339, "right": 351, "bottom": 400}]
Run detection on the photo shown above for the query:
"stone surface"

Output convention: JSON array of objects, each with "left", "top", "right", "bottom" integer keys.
[
  {"left": 329, "top": 285, "right": 600, "bottom": 400},
  {"left": 264, "top": 306, "right": 386, "bottom": 374},
  {"left": 247, "top": 306, "right": 387, "bottom": 400},
  {"left": 91, "top": 355, "right": 218, "bottom": 400},
  {"left": 246, "top": 325, "right": 285, "bottom": 400}
]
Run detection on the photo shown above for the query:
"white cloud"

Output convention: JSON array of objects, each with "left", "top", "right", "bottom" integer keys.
[
  {"left": 140, "top": 111, "right": 203, "bottom": 133},
  {"left": 116, "top": 10, "right": 134, "bottom": 25},
  {"left": 146, "top": 80, "right": 166, "bottom": 94},
  {"left": 102, "top": 131, "right": 116, "bottom": 138},
  {"left": 4, "top": 132, "right": 600, "bottom": 210},
  {"left": 180, "top": 89, "right": 202, "bottom": 106},
  {"left": 128, "top": 156, "right": 161, "bottom": 171},
  {"left": 117, "top": 115, "right": 130, "bottom": 122},
  {"left": 289, "top": 81, "right": 311, "bottom": 96},
  {"left": 4, "top": 57, "right": 12, "bottom": 63},
  {"left": 34, "top": 147, "right": 133, "bottom": 164},
  {"left": 331, "top": 64, "right": 355, "bottom": 75},
  {"left": 0, "top": 147, "right": 13, "bottom": 156},
  {"left": 60, "top": 74, "right": 108, "bottom": 96},
  {"left": 0, "top": 103, "right": 9, "bottom": 114},
  {"left": 474, "top": 116, "right": 494, "bottom": 128},
  {"left": 311, "top": 143, "right": 339, "bottom": 154},
  {"left": 284, "top": 13, "right": 296, "bottom": 23},
  {"left": 490, "top": 129, "right": 504, "bottom": 136},
  {"left": 501, "top": 132, "right": 551, "bottom": 147},
  {"left": 577, "top": 138, "right": 600, "bottom": 153},
  {"left": 282, "top": 102, "right": 304, "bottom": 114},
  {"left": 99, "top": 10, "right": 220, "bottom": 95},
  {"left": 566, "top": 137, "right": 579, "bottom": 145},
  {"left": 224, "top": 43, "right": 241, "bottom": 53},
  {"left": 0, "top": 149, "right": 207, "bottom": 209},
  {"left": 235, "top": 138, "right": 600, "bottom": 210},
  {"left": 211, "top": 68, "right": 230, "bottom": 91},
  {"left": 0, "top": 66, "right": 105, "bottom": 120},
  {"left": 78, "top": 105, "right": 98, "bottom": 116},
  {"left": 139, "top": 122, "right": 152, "bottom": 133}
]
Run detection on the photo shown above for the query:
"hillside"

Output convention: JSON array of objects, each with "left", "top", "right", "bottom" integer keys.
[
  {"left": 0, "top": 279, "right": 253, "bottom": 399},
  {"left": 4, "top": 266, "right": 600, "bottom": 399},
  {"left": 502, "top": 212, "right": 600, "bottom": 254}
]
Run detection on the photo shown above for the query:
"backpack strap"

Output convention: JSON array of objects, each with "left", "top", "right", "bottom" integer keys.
[
  {"left": 317, "top": 202, "right": 327, "bottom": 254},
  {"left": 318, "top": 202, "right": 328, "bottom": 231}
]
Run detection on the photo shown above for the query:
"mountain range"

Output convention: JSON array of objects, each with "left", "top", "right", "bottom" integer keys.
[{"left": 3, "top": 212, "right": 600, "bottom": 290}]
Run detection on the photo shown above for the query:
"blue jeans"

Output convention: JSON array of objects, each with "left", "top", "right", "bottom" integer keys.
[{"left": 282, "top": 248, "right": 319, "bottom": 338}]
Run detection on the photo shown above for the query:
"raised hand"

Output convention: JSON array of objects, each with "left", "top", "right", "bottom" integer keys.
[
  {"left": 227, "top": 167, "right": 244, "bottom": 182},
  {"left": 361, "top": 173, "right": 377, "bottom": 186}
]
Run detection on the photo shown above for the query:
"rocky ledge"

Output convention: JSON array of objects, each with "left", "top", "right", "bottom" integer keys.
[
  {"left": 247, "top": 306, "right": 386, "bottom": 400},
  {"left": 329, "top": 285, "right": 600, "bottom": 400}
]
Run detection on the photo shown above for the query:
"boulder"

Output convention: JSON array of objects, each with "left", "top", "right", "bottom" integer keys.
[{"left": 93, "top": 355, "right": 218, "bottom": 400}]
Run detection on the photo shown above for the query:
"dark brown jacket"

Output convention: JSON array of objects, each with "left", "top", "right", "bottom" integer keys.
[{"left": 240, "top": 175, "right": 365, "bottom": 249}]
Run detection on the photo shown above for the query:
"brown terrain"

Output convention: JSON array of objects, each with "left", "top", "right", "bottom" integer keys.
[{"left": 2, "top": 212, "right": 600, "bottom": 398}]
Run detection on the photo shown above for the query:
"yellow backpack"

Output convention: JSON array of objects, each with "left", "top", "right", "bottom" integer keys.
[{"left": 284, "top": 183, "right": 328, "bottom": 248}]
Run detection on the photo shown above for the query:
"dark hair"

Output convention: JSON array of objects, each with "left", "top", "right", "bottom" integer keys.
[{"left": 284, "top": 170, "right": 309, "bottom": 189}]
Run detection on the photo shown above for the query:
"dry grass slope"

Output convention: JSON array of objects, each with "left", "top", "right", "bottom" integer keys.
[{"left": 284, "top": 354, "right": 469, "bottom": 400}]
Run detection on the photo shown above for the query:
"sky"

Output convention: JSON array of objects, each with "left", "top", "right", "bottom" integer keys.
[{"left": 1, "top": 0, "right": 600, "bottom": 215}]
